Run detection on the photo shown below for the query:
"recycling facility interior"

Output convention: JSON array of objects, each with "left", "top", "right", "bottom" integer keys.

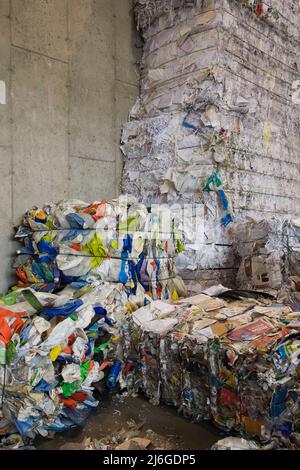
[{"left": 0, "top": 0, "right": 300, "bottom": 451}]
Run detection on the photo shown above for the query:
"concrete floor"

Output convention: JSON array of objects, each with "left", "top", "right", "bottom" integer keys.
[{"left": 37, "top": 395, "right": 221, "bottom": 450}]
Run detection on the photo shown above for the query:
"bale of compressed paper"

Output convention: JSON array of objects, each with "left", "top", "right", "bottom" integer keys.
[
  {"left": 125, "top": 0, "right": 300, "bottom": 292},
  {"left": 235, "top": 218, "right": 300, "bottom": 292},
  {"left": 286, "top": 220, "right": 300, "bottom": 279},
  {"left": 125, "top": 292, "right": 300, "bottom": 447}
]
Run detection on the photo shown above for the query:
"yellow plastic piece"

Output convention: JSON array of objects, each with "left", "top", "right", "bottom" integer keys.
[
  {"left": 50, "top": 345, "right": 62, "bottom": 362},
  {"left": 172, "top": 290, "right": 179, "bottom": 301}
]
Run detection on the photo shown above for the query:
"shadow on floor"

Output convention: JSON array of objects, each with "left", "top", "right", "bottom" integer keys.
[{"left": 36, "top": 395, "right": 221, "bottom": 450}]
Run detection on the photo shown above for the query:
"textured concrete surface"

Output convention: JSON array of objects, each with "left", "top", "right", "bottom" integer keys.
[
  {"left": 0, "top": 147, "right": 14, "bottom": 288},
  {"left": 0, "top": 0, "right": 139, "bottom": 293},
  {"left": 11, "top": 47, "right": 69, "bottom": 218},
  {"left": 0, "top": 9, "right": 10, "bottom": 146},
  {"left": 11, "top": 0, "right": 69, "bottom": 61},
  {"left": 70, "top": 85, "right": 115, "bottom": 161},
  {"left": 69, "top": 156, "right": 116, "bottom": 201}
]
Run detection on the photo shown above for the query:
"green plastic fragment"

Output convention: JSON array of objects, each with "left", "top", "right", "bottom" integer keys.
[
  {"left": 204, "top": 170, "right": 222, "bottom": 192},
  {"left": 94, "top": 340, "right": 111, "bottom": 353},
  {"left": 80, "top": 360, "right": 91, "bottom": 382},
  {"left": 1, "top": 291, "right": 18, "bottom": 306},
  {"left": 30, "top": 370, "right": 39, "bottom": 386},
  {"left": 6, "top": 341, "right": 15, "bottom": 365},
  {"left": 22, "top": 289, "right": 43, "bottom": 312},
  {"left": 60, "top": 361, "right": 92, "bottom": 397},
  {"left": 39, "top": 263, "right": 54, "bottom": 282},
  {"left": 61, "top": 381, "right": 81, "bottom": 397},
  {"left": 73, "top": 284, "right": 93, "bottom": 299},
  {"left": 176, "top": 239, "right": 185, "bottom": 254},
  {"left": 82, "top": 232, "right": 107, "bottom": 269}
]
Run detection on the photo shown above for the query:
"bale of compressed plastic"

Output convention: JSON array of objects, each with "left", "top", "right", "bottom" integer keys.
[
  {"left": 13, "top": 197, "right": 186, "bottom": 302},
  {"left": 0, "top": 197, "right": 186, "bottom": 448},
  {"left": 0, "top": 288, "right": 106, "bottom": 444}
]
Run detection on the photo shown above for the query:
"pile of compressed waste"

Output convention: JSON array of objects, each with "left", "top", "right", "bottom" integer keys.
[
  {"left": 235, "top": 218, "right": 300, "bottom": 296},
  {"left": 13, "top": 197, "right": 185, "bottom": 298},
  {"left": 2, "top": 195, "right": 300, "bottom": 450},
  {"left": 0, "top": 197, "right": 186, "bottom": 448},
  {"left": 124, "top": 288, "right": 300, "bottom": 449}
]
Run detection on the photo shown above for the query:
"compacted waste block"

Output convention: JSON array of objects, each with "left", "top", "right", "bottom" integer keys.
[{"left": 128, "top": 293, "right": 300, "bottom": 447}]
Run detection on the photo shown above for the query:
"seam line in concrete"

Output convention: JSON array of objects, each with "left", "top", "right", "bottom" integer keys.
[
  {"left": 113, "top": 0, "right": 118, "bottom": 196},
  {"left": 115, "top": 79, "right": 138, "bottom": 88},
  {"left": 70, "top": 155, "right": 116, "bottom": 164},
  {"left": 9, "top": 0, "right": 14, "bottom": 224},
  {"left": 11, "top": 44, "right": 68, "bottom": 64},
  {"left": 66, "top": 0, "right": 71, "bottom": 197}
]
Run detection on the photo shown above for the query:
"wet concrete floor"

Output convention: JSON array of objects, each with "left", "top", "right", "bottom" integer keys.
[{"left": 37, "top": 395, "right": 221, "bottom": 450}]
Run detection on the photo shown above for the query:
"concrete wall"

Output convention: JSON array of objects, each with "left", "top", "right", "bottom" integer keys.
[{"left": 0, "top": 0, "right": 139, "bottom": 292}]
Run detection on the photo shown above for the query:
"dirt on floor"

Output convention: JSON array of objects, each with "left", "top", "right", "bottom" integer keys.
[{"left": 36, "top": 395, "right": 221, "bottom": 450}]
